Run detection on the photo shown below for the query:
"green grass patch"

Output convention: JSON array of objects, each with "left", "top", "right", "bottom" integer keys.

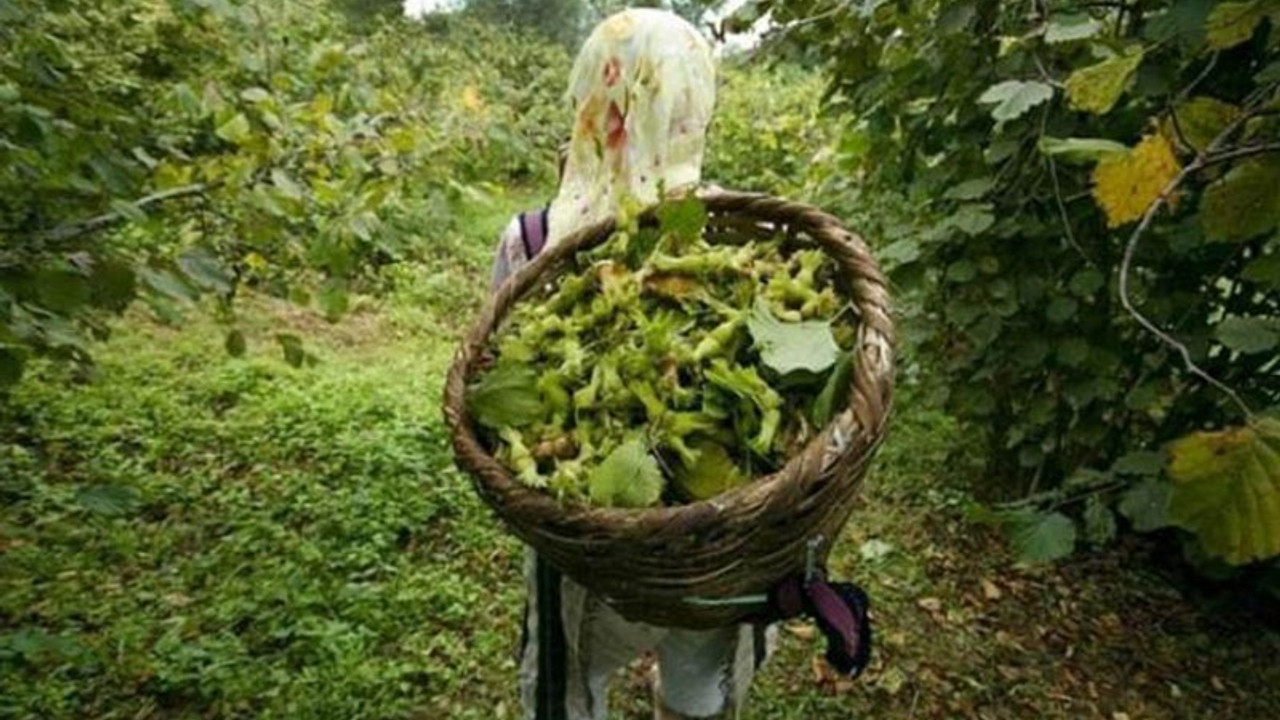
[{"left": 3, "top": 188, "right": 1278, "bottom": 720}]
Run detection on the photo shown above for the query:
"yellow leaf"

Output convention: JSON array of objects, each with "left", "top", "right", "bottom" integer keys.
[
  {"left": 1167, "top": 418, "right": 1280, "bottom": 565},
  {"left": 244, "top": 252, "right": 268, "bottom": 272},
  {"left": 461, "top": 85, "right": 485, "bottom": 113},
  {"left": 1065, "top": 49, "right": 1145, "bottom": 115},
  {"left": 1092, "top": 134, "right": 1182, "bottom": 227}
]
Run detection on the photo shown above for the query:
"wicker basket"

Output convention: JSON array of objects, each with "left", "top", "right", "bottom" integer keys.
[{"left": 443, "top": 191, "right": 894, "bottom": 629}]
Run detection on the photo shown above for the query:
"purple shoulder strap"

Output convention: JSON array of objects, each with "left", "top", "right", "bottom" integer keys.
[{"left": 518, "top": 208, "right": 550, "bottom": 259}]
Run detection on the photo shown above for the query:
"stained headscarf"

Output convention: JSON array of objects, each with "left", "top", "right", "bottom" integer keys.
[{"left": 546, "top": 8, "right": 717, "bottom": 247}]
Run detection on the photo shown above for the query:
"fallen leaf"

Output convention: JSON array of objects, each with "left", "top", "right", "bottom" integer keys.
[
  {"left": 981, "top": 578, "right": 1003, "bottom": 600},
  {"left": 877, "top": 666, "right": 908, "bottom": 696},
  {"left": 918, "top": 597, "right": 943, "bottom": 613},
  {"left": 786, "top": 624, "right": 817, "bottom": 641},
  {"left": 859, "top": 538, "right": 895, "bottom": 561}
]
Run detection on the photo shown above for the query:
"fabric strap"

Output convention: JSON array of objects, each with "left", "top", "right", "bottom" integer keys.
[
  {"left": 762, "top": 570, "right": 873, "bottom": 679},
  {"left": 535, "top": 556, "right": 568, "bottom": 720},
  {"left": 519, "top": 208, "right": 550, "bottom": 260}
]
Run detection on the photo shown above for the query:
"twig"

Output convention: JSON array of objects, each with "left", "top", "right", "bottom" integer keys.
[
  {"left": 36, "top": 184, "right": 211, "bottom": 243},
  {"left": 1047, "top": 156, "right": 1095, "bottom": 266},
  {"left": 1202, "top": 142, "right": 1280, "bottom": 167},
  {"left": 1177, "top": 53, "right": 1219, "bottom": 103},
  {"left": 1038, "top": 98, "right": 1094, "bottom": 266},
  {"left": 1115, "top": 110, "right": 1268, "bottom": 417}
]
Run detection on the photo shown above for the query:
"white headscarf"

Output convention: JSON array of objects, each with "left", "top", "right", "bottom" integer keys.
[{"left": 546, "top": 8, "right": 717, "bottom": 248}]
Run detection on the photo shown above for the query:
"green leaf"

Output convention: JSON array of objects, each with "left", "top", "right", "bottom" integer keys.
[
  {"left": 655, "top": 196, "right": 707, "bottom": 245},
  {"left": 950, "top": 203, "right": 995, "bottom": 236},
  {"left": 241, "top": 87, "right": 273, "bottom": 103},
  {"left": 276, "top": 333, "right": 307, "bottom": 369},
  {"left": 944, "top": 177, "right": 995, "bottom": 201},
  {"left": 467, "top": 363, "right": 544, "bottom": 430},
  {"left": 1168, "top": 418, "right": 1280, "bottom": 564},
  {"left": 109, "top": 199, "right": 147, "bottom": 224},
  {"left": 1144, "top": 0, "right": 1213, "bottom": 46},
  {"left": 140, "top": 267, "right": 199, "bottom": 303},
  {"left": 215, "top": 113, "right": 252, "bottom": 145},
  {"left": 1065, "top": 50, "right": 1145, "bottom": 114},
  {"left": 1216, "top": 316, "right": 1280, "bottom": 354},
  {"left": 1057, "top": 337, "right": 1090, "bottom": 366},
  {"left": 319, "top": 279, "right": 349, "bottom": 322},
  {"left": 1205, "top": 0, "right": 1278, "bottom": 50},
  {"left": 1201, "top": 160, "right": 1280, "bottom": 242},
  {"left": 1164, "top": 97, "right": 1240, "bottom": 152},
  {"left": 589, "top": 438, "right": 663, "bottom": 508},
  {"left": 946, "top": 259, "right": 977, "bottom": 283},
  {"left": 88, "top": 258, "right": 137, "bottom": 313},
  {"left": 1066, "top": 467, "right": 1113, "bottom": 490},
  {"left": 812, "top": 352, "right": 854, "bottom": 428},
  {"left": 977, "top": 80, "right": 1054, "bottom": 122},
  {"left": 1010, "top": 511, "right": 1078, "bottom": 563},
  {"left": 76, "top": 484, "right": 141, "bottom": 516},
  {"left": 747, "top": 299, "right": 839, "bottom": 376},
  {"left": 1037, "top": 136, "right": 1128, "bottom": 164},
  {"left": 0, "top": 346, "right": 25, "bottom": 388},
  {"left": 877, "top": 238, "right": 920, "bottom": 267},
  {"left": 1068, "top": 268, "right": 1106, "bottom": 297},
  {"left": 178, "top": 249, "right": 233, "bottom": 294},
  {"left": 225, "top": 329, "right": 247, "bottom": 358},
  {"left": 1084, "top": 495, "right": 1118, "bottom": 545},
  {"left": 1119, "top": 477, "right": 1173, "bottom": 532},
  {"left": 1257, "top": 60, "right": 1280, "bottom": 84},
  {"left": 1113, "top": 451, "right": 1164, "bottom": 476},
  {"left": 1046, "top": 296, "right": 1078, "bottom": 323},
  {"left": 1045, "top": 13, "right": 1102, "bottom": 43},
  {"left": 1243, "top": 253, "right": 1280, "bottom": 289},
  {"left": 271, "top": 168, "right": 305, "bottom": 201},
  {"left": 674, "top": 440, "right": 748, "bottom": 502},
  {"left": 36, "top": 269, "right": 91, "bottom": 314},
  {"left": 936, "top": 2, "right": 976, "bottom": 34}
]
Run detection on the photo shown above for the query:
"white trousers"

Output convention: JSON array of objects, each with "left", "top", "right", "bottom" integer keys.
[{"left": 518, "top": 551, "right": 776, "bottom": 720}]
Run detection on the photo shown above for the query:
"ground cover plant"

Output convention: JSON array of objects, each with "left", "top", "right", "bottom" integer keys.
[{"left": 3, "top": 0, "right": 1279, "bottom": 717}]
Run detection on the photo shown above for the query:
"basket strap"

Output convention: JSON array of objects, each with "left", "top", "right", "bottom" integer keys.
[
  {"left": 520, "top": 208, "right": 550, "bottom": 260},
  {"left": 764, "top": 571, "right": 873, "bottom": 679},
  {"left": 535, "top": 556, "right": 568, "bottom": 720}
]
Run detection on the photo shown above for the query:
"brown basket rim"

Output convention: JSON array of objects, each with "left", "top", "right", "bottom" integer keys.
[{"left": 443, "top": 189, "right": 895, "bottom": 539}]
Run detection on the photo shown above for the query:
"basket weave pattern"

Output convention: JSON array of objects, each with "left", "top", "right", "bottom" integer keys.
[{"left": 443, "top": 191, "right": 895, "bottom": 629}]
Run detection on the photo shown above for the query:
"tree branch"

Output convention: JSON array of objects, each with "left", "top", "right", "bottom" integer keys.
[
  {"left": 1202, "top": 142, "right": 1280, "bottom": 167},
  {"left": 1114, "top": 108, "right": 1272, "bottom": 419},
  {"left": 35, "top": 184, "right": 212, "bottom": 243}
]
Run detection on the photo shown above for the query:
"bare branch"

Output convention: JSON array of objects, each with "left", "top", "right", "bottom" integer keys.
[
  {"left": 1202, "top": 142, "right": 1280, "bottom": 167},
  {"left": 35, "top": 184, "right": 211, "bottom": 243},
  {"left": 1114, "top": 106, "right": 1271, "bottom": 418}
]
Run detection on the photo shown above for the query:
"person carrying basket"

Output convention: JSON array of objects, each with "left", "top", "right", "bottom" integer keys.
[{"left": 479, "top": 9, "right": 884, "bottom": 720}]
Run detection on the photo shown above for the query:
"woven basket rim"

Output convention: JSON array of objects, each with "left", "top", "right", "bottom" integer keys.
[{"left": 443, "top": 189, "right": 895, "bottom": 533}]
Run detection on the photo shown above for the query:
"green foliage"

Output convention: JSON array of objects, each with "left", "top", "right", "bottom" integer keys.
[
  {"left": 472, "top": 199, "right": 849, "bottom": 505},
  {"left": 753, "top": 0, "right": 1280, "bottom": 566},
  {"left": 705, "top": 62, "right": 836, "bottom": 195},
  {"left": 588, "top": 437, "right": 665, "bottom": 507},
  {"left": 1168, "top": 418, "right": 1280, "bottom": 564},
  {"left": 747, "top": 298, "right": 840, "bottom": 376},
  {"left": 468, "top": 362, "right": 544, "bottom": 430},
  {"left": 0, "top": 0, "right": 570, "bottom": 388},
  {"left": 0, "top": 308, "right": 525, "bottom": 720}
]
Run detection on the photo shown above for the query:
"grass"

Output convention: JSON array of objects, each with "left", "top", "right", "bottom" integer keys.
[{"left": 2, "top": 187, "right": 1279, "bottom": 720}]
